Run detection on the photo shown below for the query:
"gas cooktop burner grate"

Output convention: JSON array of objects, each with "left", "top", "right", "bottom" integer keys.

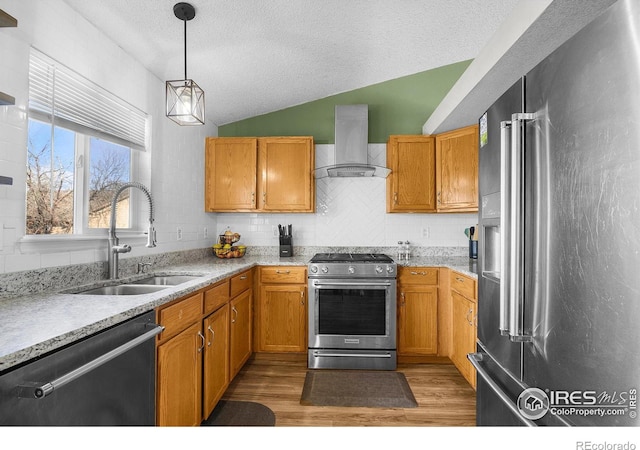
[{"left": 309, "top": 253, "right": 394, "bottom": 263}]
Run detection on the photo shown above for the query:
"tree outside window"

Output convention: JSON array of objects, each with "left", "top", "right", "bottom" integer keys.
[{"left": 26, "top": 118, "right": 131, "bottom": 235}]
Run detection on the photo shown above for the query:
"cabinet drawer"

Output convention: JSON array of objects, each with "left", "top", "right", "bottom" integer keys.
[
  {"left": 260, "top": 266, "right": 306, "bottom": 284},
  {"left": 450, "top": 271, "right": 477, "bottom": 300},
  {"left": 158, "top": 293, "right": 203, "bottom": 339},
  {"left": 204, "top": 279, "right": 230, "bottom": 314},
  {"left": 230, "top": 270, "right": 252, "bottom": 298},
  {"left": 398, "top": 267, "right": 439, "bottom": 285}
]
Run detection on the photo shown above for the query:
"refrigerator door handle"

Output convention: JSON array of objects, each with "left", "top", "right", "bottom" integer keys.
[
  {"left": 508, "top": 112, "right": 535, "bottom": 342},
  {"left": 499, "top": 120, "right": 511, "bottom": 335},
  {"left": 468, "top": 352, "right": 536, "bottom": 427}
]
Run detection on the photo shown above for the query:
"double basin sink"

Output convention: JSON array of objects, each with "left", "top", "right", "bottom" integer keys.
[{"left": 76, "top": 275, "right": 204, "bottom": 295}]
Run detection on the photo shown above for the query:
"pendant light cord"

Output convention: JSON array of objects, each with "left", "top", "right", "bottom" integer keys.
[{"left": 183, "top": 18, "right": 188, "bottom": 80}]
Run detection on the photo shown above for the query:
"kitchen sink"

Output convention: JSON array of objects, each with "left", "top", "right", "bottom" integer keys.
[
  {"left": 130, "top": 275, "right": 203, "bottom": 286},
  {"left": 77, "top": 284, "right": 169, "bottom": 295},
  {"left": 72, "top": 274, "right": 204, "bottom": 295}
]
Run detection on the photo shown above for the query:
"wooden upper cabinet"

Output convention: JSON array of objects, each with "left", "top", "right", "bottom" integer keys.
[
  {"left": 435, "top": 124, "right": 479, "bottom": 212},
  {"left": 387, "top": 135, "right": 436, "bottom": 212},
  {"left": 205, "top": 137, "right": 257, "bottom": 212},
  {"left": 258, "top": 137, "right": 315, "bottom": 212},
  {"left": 205, "top": 136, "right": 314, "bottom": 213}
]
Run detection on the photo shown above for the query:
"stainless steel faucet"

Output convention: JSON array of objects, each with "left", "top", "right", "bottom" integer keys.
[{"left": 108, "top": 182, "right": 156, "bottom": 279}]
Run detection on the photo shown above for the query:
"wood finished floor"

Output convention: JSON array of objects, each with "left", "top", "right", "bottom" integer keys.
[{"left": 221, "top": 353, "right": 477, "bottom": 427}]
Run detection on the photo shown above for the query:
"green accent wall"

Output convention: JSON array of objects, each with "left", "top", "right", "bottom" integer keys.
[{"left": 218, "top": 60, "right": 471, "bottom": 144}]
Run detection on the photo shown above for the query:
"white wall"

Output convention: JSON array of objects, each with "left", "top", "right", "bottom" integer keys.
[
  {"left": 0, "top": 1, "right": 475, "bottom": 275},
  {"left": 215, "top": 144, "right": 477, "bottom": 249},
  {"left": 0, "top": 0, "right": 218, "bottom": 274}
]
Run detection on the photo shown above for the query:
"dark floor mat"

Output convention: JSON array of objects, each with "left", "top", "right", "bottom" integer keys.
[
  {"left": 300, "top": 370, "right": 418, "bottom": 408},
  {"left": 201, "top": 400, "right": 276, "bottom": 426}
]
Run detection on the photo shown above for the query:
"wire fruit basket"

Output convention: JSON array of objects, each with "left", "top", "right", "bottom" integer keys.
[
  {"left": 213, "top": 232, "right": 246, "bottom": 258},
  {"left": 213, "top": 246, "right": 246, "bottom": 258},
  {"left": 218, "top": 232, "right": 241, "bottom": 245}
]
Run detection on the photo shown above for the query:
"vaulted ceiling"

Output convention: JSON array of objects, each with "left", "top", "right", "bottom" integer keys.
[
  {"left": 61, "top": 0, "right": 616, "bottom": 132},
  {"left": 62, "top": 0, "right": 521, "bottom": 126}
]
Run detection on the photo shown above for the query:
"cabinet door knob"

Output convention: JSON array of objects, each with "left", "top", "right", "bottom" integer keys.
[
  {"left": 231, "top": 306, "right": 238, "bottom": 323},
  {"left": 207, "top": 325, "right": 214, "bottom": 346},
  {"left": 466, "top": 308, "right": 474, "bottom": 326}
]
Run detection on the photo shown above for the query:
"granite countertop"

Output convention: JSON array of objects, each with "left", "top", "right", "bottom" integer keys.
[
  {"left": 0, "top": 253, "right": 476, "bottom": 373},
  {"left": 398, "top": 256, "right": 478, "bottom": 278}
]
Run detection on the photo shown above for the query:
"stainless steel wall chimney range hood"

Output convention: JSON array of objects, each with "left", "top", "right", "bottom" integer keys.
[{"left": 314, "top": 105, "right": 391, "bottom": 178}]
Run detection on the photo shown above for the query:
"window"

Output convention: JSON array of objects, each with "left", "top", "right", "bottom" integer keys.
[{"left": 26, "top": 49, "right": 147, "bottom": 236}]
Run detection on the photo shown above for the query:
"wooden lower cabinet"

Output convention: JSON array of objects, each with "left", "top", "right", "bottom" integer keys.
[
  {"left": 157, "top": 321, "right": 203, "bottom": 426},
  {"left": 258, "top": 284, "right": 306, "bottom": 352},
  {"left": 451, "top": 292, "right": 476, "bottom": 387},
  {"left": 397, "top": 267, "right": 439, "bottom": 356},
  {"left": 156, "top": 272, "right": 253, "bottom": 426},
  {"left": 398, "top": 285, "right": 438, "bottom": 355},
  {"left": 256, "top": 266, "right": 307, "bottom": 352},
  {"left": 449, "top": 270, "right": 478, "bottom": 389},
  {"left": 230, "top": 288, "right": 252, "bottom": 379},
  {"left": 202, "top": 304, "right": 229, "bottom": 419}
]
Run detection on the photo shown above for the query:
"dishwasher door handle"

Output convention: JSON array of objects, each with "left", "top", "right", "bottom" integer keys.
[{"left": 20, "top": 323, "right": 164, "bottom": 399}]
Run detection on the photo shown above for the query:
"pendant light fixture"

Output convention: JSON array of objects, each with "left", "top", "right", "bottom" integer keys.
[{"left": 166, "top": 2, "right": 205, "bottom": 125}]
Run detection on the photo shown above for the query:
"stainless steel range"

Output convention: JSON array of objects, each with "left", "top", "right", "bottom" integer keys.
[{"left": 307, "top": 253, "right": 397, "bottom": 370}]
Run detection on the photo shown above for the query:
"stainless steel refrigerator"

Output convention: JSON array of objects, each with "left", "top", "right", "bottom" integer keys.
[{"left": 472, "top": 0, "right": 640, "bottom": 426}]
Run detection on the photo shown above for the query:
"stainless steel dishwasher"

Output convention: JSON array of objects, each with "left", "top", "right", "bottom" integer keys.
[{"left": 0, "top": 311, "right": 162, "bottom": 426}]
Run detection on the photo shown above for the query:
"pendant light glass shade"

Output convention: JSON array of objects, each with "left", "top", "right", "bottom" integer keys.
[
  {"left": 166, "top": 3, "right": 205, "bottom": 126},
  {"left": 166, "top": 79, "right": 205, "bottom": 125}
]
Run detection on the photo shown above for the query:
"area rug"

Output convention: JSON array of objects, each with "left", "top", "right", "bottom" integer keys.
[
  {"left": 300, "top": 370, "right": 418, "bottom": 408},
  {"left": 201, "top": 400, "right": 276, "bottom": 426}
]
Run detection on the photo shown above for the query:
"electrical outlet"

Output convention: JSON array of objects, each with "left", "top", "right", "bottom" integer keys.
[
  {"left": 177, "top": 227, "right": 183, "bottom": 241},
  {"left": 422, "top": 227, "right": 430, "bottom": 238},
  {"left": 272, "top": 225, "right": 279, "bottom": 237},
  {"left": 203, "top": 227, "right": 208, "bottom": 239}
]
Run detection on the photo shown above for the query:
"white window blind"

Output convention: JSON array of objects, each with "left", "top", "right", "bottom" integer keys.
[{"left": 28, "top": 49, "right": 148, "bottom": 150}]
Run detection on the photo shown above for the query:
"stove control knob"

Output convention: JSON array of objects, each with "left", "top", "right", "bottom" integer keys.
[
  {"left": 310, "top": 265, "right": 318, "bottom": 274},
  {"left": 321, "top": 266, "right": 329, "bottom": 274},
  {"left": 375, "top": 266, "right": 383, "bottom": 274},
  {"left": 348, "top": 266, "right": 355, "bottom": 274},
  {"left": 386, "top": 266, "right": 395, "bottom": 274}
]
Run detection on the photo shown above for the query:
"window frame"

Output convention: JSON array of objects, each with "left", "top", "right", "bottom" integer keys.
[{"left": 20, "top": 48, "right": 151, "bottom": 253}]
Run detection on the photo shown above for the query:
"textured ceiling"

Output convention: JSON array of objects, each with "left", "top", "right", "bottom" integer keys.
[
  {"left": 62, "top": 0, "right": 520, "bottom": 126},
  {"left": 426, "top": 0, "right": 617, "bottom": 133}
]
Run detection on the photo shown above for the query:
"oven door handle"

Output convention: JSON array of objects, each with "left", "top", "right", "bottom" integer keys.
[
  {"left": 312, "top": 351, "right": 392, "bottom": 359},
  {"left": 311, "top": 281, "right": 393, "bottom": 288}
]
